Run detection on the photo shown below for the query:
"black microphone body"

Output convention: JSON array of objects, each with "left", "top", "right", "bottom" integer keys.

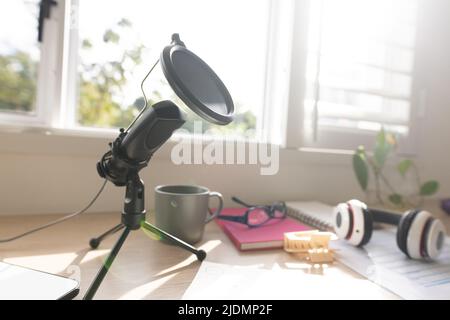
[
  {"left": 120, "top": 100, "right": 186, "bottom": 162},
  {"left": 97, "top": 100, "right": 185, "bottom": 186}
]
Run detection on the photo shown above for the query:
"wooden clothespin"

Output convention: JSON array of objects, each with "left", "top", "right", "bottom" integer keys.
[{"left": 284, "top": 230, "right": 337, "bottom": 263}]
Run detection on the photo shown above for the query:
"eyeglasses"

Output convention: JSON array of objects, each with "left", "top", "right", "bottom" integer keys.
[{"left": 217, "top": 196, "right": 287, "bottom": 227}]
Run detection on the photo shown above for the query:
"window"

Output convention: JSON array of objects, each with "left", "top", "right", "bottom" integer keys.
[
  {"left": 0, "top": 0, "right": 40, "bottom": 119},
  {"left": 301, "top": 0, "right": 419, "bottom": 150},
  {"left": 0, "top": 0, "right": 424, "bottom": 153},
  {"left": 72, "top": 0, "right": 271, "bottom": 139}
]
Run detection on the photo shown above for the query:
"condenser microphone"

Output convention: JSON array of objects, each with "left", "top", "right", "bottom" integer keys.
[
  {"left": 84, "top": 33, "right": 236, "bottom": 300},
  {"left": 97, "top": 100, "right": 186, "bottom": 186}
]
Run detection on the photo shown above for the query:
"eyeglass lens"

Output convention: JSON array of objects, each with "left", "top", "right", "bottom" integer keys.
[
  {"left": 247, "top": 208, "right": 271, "bottom": 227},
  {"left": 271, "top": 202, "right": 286, "bottom": 218}
]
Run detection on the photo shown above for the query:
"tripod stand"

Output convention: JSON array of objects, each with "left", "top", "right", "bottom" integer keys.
[{"left": 83, "top": 174, "right": 206, "bottom": 300}]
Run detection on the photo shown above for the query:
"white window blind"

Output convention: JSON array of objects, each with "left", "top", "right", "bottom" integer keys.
[{"left": 303, "top": 0, "right": 419, "bottom": 149}]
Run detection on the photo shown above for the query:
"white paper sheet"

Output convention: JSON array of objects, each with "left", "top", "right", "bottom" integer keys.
[
  {"left": 333, "top": 228, "right": 450, "bottom": 299},
  {"left": 182, "top": 261, "right": 394, "bottom": 299}
]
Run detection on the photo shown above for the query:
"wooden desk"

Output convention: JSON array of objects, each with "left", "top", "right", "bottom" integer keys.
[{"left": 0, "top": 210, "right": 409, "bottom": 300}]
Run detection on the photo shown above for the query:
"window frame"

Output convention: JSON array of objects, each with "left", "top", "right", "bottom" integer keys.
[
  {"left": 63, "top": 0, "right": 278, "bottom": 138},
  {"left": 0, "top": 0, "right": 66, "bottom": 128},
  {"left": 0, "top": 0, "right": 421, "bottom": 157}
]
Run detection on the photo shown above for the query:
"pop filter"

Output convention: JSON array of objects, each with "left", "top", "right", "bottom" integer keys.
[
  {"left": 98, "top": 34, "right": 234, "bottom": 186},
  {"left": 161, "top": 34, "right": 234, "bottom": 125}
]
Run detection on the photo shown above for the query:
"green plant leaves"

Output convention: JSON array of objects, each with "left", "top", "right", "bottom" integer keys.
[
  {"left": 103, "top": 29, "right": 120, "bottom": 43},
  {"left": 81, "top": 39, "right": 92, "bottom": 49},
  {"left": 117, "top": 18, "right": 132, "bottom": 27},
  {"left": 398, "top": 159, "right": 413, "bottom": 177},
  {"left": 420, "top": 180, "right": 439, "bottom": 196},
  {"left": 103, "top": 19, "right": 131, "bottom": 44},
  {"left": 351, "top": 128, "right": 439, "bottom": 204},
  {"left": 389, "top": 193, "right": 403, "bottom": 206},
  {"left": 353, "top": 146, "right": 369, "bottom": 191},
  {"left": 374, "top": 129, "right": 396, "bottom": 169}
]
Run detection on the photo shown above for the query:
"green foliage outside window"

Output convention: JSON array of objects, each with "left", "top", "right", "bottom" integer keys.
[
  {"left": 0, "top": 51, "right": 37, "bottom": 113},
  {"left": 0, "top": 18, "right": 256, "bottom": 135}
]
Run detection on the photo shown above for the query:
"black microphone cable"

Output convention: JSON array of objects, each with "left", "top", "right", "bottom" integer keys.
[{"left": 0, "top": 179, "right": 107, "bottom": 243}]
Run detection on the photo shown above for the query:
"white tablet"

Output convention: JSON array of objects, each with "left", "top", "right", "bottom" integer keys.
[{"left": 0, "top": 261, "right": 79, "bottom": 300}]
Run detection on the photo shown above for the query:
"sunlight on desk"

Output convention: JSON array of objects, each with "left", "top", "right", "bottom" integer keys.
[
  {"left": 155, "top": 240, "right": 222, "bottom": 277},
  {"left": 0, "top": 212, "right": 400, "bottom": 299},
  {"left": 183, "top": 261, "right": 392, "bottom": 300},
  {"left": 118, "top": 273, "right": 179, "bottom": 300}
]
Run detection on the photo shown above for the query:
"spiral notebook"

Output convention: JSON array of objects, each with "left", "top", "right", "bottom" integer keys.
[{"left": 285, "top": 201, "right": 334, "bottom": 231}]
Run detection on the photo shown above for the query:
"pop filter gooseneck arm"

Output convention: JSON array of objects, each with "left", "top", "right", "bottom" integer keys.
[{"left": 125, "top": 58, "right": 160, "bottom": 133}]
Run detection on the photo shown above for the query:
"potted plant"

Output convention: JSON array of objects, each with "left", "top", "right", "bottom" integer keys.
[{"left": 353, "top": 129, "right": 439, "bottom": 209}]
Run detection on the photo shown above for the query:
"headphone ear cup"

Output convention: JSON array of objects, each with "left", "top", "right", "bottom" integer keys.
[
  {"left": 346, "top": 200, "right": 372, "bottom": 247},
  {"left": 332, "top": 203, "right": 352, "bottom": 240},
  {"left": 424, "top": 218, "right": 446, "bottom": 259},
  {"left": 333, "top": 200, "right": 373, "bottom": 247},
  {"left": 396, "top": 209, "right": 443, "bottom": 259},
  {"left": 396, "top": 210, "right": 419, "bottom": 257}
]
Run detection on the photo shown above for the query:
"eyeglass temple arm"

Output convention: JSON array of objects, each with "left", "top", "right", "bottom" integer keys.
[
  {"left": 231, "top": 196, "right": 255, "bottom": 208},
  {"left": 217, "top": 215, "right": 246, "bottom": 224}
]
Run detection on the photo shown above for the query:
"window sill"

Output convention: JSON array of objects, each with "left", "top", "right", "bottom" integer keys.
[{"left": 0, "top": 125, "right": 353, "bottom": 166}]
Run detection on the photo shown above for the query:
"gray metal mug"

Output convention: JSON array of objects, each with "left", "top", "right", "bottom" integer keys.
[{"left": 154, "top": 185, "right": 224, "bottom": 244}]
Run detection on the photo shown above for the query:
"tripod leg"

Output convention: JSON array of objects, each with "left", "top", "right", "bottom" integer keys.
[
  {"left": 89, "top": 224, "right": 125, "bottom": 249},
  {"left": 140, "top": 221, "right": 206, "bottom": 262},
  {"left": 83, "top": 227, "right": 130, "bottom": 300}
]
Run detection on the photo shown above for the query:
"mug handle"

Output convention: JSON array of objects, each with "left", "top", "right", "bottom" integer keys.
[{"left": 205, "top": 191, "right": 224, "bottom": 223}]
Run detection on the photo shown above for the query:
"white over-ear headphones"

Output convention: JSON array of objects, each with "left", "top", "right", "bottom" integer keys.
[{"left": 333, "top": 199, "right": 446, "bottom": 260}]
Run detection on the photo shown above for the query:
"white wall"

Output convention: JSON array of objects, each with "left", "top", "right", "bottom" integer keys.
[
  {"left": 0, "top": 133, "right": 358, "bottom": 215},
  {"left": 0, "top": 0, "right": 449, "bottom": 216},
  {"left": 414, "top": 0, "right": 450, "bottom": 198}
]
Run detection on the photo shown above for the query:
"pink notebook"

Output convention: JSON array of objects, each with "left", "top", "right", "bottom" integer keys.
[{"left": 215, "top": 208, "right": 312, "bottom": 251}]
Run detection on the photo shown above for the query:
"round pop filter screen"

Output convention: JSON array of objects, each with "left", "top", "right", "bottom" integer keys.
[{"left": 161, "top": 34, "right": 234, "bottom": 125}]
